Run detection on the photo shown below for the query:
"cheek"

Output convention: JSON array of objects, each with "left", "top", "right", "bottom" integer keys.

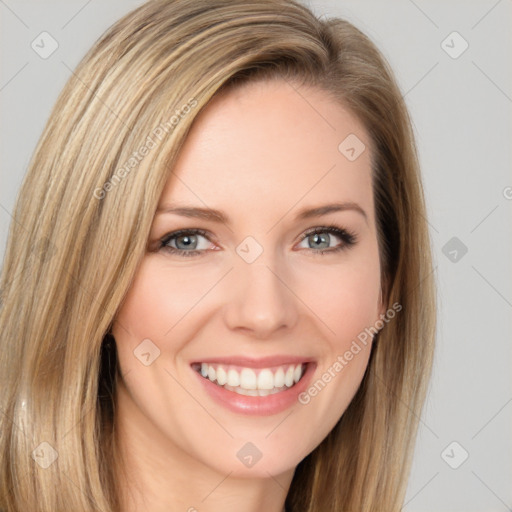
[
  {"left": 292, "top": 244, "right": 381, "bottom": 432},
  {"left": 300, "top": 246, "right": 382, "bottom": 347},
  {"left": 113, "top": 257, "right": 216, "bottom": 347}
]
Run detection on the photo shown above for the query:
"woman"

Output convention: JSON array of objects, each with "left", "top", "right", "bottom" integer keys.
[{"left": 0, "top": 0, "right": 436, "bottom": 510}]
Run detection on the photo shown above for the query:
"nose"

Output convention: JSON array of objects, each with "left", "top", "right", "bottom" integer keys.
[{"left": 223, "top": 258, "right": 298, "bottom": 339}]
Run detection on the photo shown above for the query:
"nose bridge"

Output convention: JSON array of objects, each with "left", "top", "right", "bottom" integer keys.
[{"left": 223, "top": 250, "right": 298, "bottom": 337}]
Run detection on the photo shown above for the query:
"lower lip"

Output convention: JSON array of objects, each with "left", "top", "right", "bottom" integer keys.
[{"left": 192, "top": 362, "right": 316, "bottom": 416}]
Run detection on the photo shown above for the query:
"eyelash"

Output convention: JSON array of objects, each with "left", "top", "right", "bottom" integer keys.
[{"left": 158, "top": 224, "right": 357, "bottom": 258}]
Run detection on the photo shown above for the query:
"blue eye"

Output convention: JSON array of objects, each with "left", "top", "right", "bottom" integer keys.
[
  {"left": 298, "top": 225, "right": 357, "bottom": 255},
  {"left": 158, "top": 225, "right": 357, "bottom": 257},
  {"left": 159, "top": 228, "right": 211, "bottom": 257}
]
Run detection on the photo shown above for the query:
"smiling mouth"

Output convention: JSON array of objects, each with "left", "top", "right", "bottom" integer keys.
[{"left": 191, "top": 362, "right": 309, "bottom": 397}]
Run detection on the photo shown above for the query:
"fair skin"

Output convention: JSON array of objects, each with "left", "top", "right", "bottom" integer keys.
[{"left": 112, "top": 78, "right": 385, "bottom": 512}]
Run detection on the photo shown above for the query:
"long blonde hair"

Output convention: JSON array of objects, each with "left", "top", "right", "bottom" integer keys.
[{"left": 0, "top": 1, "right": 436, "bottom": 510}]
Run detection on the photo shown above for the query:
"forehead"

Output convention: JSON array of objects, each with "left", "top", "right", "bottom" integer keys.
[{"left": 159, "top": 79, "right": 374, "bottom": 226}]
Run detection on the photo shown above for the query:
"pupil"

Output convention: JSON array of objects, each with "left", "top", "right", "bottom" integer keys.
[
  {"left": 312, "top": 233, "right": 328, "bottom": 249},
  {"left": 177, "top": 235, "right": 196, "bottom": 250}
]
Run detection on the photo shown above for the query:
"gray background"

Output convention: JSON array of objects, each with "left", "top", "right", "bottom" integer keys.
[{"left": 1, "top": 1, "right": 511, "bottom": 510}]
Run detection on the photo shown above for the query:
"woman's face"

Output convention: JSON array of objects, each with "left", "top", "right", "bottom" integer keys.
[{"left": 112, "top": 79, "right": 384, "bottom": 479}]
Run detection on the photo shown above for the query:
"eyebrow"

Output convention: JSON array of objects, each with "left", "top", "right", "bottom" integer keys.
[{"left": 156, "top": 202, "right": 368, "bottom": 224}]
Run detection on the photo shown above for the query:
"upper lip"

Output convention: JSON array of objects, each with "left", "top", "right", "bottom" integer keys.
[{"left": 190, "top": 355, "right": 314, "bottom": 369}]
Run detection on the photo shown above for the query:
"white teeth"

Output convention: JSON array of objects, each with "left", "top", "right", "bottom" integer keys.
[
  {"left": 224, "top": 383, "right": 289, "bottom": 396},
  {"left": 240, "top": 368, "right": 257, "bottom": 390},
  {"left": 196, "top": 362, "right": 307, "bottom": 393},
  {"left": 293, "top": 365, "right": 302, "bottom": 384},
  {"left": 227, "top": 369, "right": 240, "bottom": 387},
  {"left": 216, "top": 366, "right": 227, "bottom": 385},
  {"left": 274, "top": 367, "right": 285, "bottom": 388},
  {"left": 230, "top": 385, "right": 247, "bottom": 395},
  {"left": 257, "top": 369, "right": 275, "bottom": 390},
  {"left": 285, "top": 366, "right": 294, "bottom": 387}
]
